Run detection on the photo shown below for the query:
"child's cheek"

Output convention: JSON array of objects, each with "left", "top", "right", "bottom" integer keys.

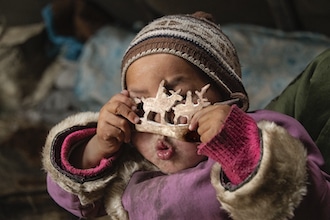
[{"left": 131, "top": 132, "right": 154, "bottom": 149}]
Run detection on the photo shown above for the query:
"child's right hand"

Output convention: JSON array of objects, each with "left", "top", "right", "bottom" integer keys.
[
  {"left": 78, "top": 90, "right": 140, "bottom": 168},
  {"left": 97, "top": 90, "right": 140, "bottom": 149}
]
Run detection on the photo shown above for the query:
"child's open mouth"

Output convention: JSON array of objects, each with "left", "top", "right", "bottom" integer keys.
[{"left": 156, "top": 140, "right": 174, "bottom": 160}]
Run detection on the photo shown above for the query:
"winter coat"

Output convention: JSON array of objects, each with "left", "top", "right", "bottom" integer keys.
[{"left": 42, "top": 107, "right": 330, "bottom": 220}]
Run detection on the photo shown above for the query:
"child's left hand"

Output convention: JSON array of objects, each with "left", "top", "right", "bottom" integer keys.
[{"left": 189, "top": 104, "right": 231, "bottom": 143}]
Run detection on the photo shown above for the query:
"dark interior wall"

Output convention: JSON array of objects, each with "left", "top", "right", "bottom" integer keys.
[
  {"left": 143, "top": 0, "right": 330, "bottom": 35},
  {"left": 92, "top": 0, "right": 276, "bottom": 29},
  {"left": 293, "top": 0, "right": 330, "bottom": 35},
  {"left": 1, "top": 0, "right": 330, "bottom": 36},
  {"left": 144, "top": 0, "right": 276, "bottom": 27},
  {"left": 93, "top": 0, "right": 330, "bottom": 36},
  {"left": 0, "top": 0, "right": 51, "bottom": 26}
]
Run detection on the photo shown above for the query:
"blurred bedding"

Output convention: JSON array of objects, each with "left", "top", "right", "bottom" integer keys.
[{"left": 72, "top": 23, "right": 330, "bottom": 111}]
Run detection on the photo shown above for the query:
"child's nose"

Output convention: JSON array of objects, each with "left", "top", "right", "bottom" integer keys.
[
  {"left": 165, "top": 111, "right": 188, "bottom": 125},
  {"left": 147, "top": 111, "right": 188, "bottom": 125},
  {"left": 176, "top": 116, "right": 188, "bottom": 124},
  {"left": 153, "top": 113, "right": 162, "bottom": 123}
]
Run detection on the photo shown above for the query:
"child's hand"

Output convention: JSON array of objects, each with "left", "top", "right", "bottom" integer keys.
[
  {"left": 78, "top": 90, "right": 139, "bottom": 168},
  {"left": 189, "top": 104, "right": 231, "bottom": 143},
  {"left": 96, "top": 90, "right": 140, "bottom": 154}
]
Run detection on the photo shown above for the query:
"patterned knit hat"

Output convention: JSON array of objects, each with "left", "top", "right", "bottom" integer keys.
[{"left": 121, "top": 11, "right": 249, "bottom": 111}]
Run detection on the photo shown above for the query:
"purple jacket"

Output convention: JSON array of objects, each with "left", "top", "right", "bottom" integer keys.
[{"left": 43, "top": 109, "right": 330, "bottom": 220}]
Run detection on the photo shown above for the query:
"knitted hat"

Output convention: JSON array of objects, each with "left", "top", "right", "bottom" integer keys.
[{"left": 121, "top": 11, "right": 249, "bottom": 111}]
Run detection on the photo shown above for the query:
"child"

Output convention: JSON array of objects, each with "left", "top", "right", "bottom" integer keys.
[{"left": 42, "top": 11, "right": 330, "bottom": 220}]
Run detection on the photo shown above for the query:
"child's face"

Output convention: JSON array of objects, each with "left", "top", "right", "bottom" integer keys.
[{"left": 126, "top": 54, "right": 223, "bottom": 174}]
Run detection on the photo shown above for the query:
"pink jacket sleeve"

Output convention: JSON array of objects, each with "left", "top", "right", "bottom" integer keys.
[
  {"left": 47, "top": 174, "right": 107, "bottom": 218},
  {"left": 198, "top": 105, "right": 261, "bottom": 185}
]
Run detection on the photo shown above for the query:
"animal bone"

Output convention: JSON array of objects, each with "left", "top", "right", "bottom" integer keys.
[
  {"left": 134, "top": 80, "right": 210, "bottom": 141},
  {"left": 172, "top": 84, "right": 210, "bottom": 124}
]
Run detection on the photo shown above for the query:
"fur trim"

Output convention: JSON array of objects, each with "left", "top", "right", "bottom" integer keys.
[
  {"left": 103, "top": 151, "right": 158, "bottom": 219},
  {"left": 42, "top": 111, "right": 158, "bottom": 214},
  {"left": 42, "top": 112, "right": 116, "bottom": 205},
  {"left": 211, "top": 121, "right": 308, "bottom": 220}
]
